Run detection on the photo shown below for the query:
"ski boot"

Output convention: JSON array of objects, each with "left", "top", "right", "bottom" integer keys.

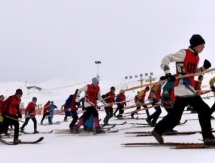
[
  {"left": 20, "top": 128, "right": 24, "bottom": 133},
  {"left": 14, "top": 138, "right": 21, "bottom": 144},
  {"left": 151, "top": 130, "right": 164, "bottom": 144},
  {"left": 94, "top": 127, "right": 105, "bottom": 134},
  {"left": 146, "top": 118, "right": 152, "bottom": 125},
  {"left": 203, "top": 138, "right": 215, "bottom": 145},
  {"left": 33, "top": 131, "right": 39, "bottom": 134},
  {"left": 70, "top": 126, "right": 79, "bottom": 133}
]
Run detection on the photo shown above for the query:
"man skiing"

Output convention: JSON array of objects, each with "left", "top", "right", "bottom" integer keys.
[
  {"left": 64, "top": 89, "right": 80, "bottom": 129},
  {"left": 71, "top": 77, "right": 108, "bottom": 134},
  {"left": 40, "top": 101, "right": 51, "bottom": 125},
  {"left": 20, "top": 97, "right": 39, "bottom": 133},
  {"left": 0, "top": 89, "right": 23, "bottom": 143},
  {"left": 113, "top": 89, "right": 126, "bottom": 118},
  {"left": 152, "top": 34, "right": 215, "bottom": 145},
  {"left": 131, "top": 86, "right": 150, "bottom": 119},
  {"left": 146, "top": 76, "right": 166, "bottom": 125},
  {"left": 103, "top": 86, "right": 116, "bottom": 125}
]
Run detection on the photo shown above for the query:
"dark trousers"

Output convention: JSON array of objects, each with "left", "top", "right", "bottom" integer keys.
[
  {"left": 148, "top": 105, "right": 162, "bottom": 124},
  {"left": 131, "top": 105, "right": 150, "bottom": 118},
  {"left": 114, "top": 105, "right": 124, "bottom": 117},
  {"left": 81, "top": 106, "right": 98, "bottom": 122},
  {"left": 154, "top": 96, "right": 214, "bottom": 139},
  {"left": 21, "top": 117, "right": 37, "bottom": 131},
  {"left": 0, "top": 115, "right": 19, "bottom": 139},
  {"left": 41, "top": 112, "right": 51, "bottom": 123},
  {"left": 69, "top": 111, "right": 78, "bottom": 128},
  {"left": 104, "top": 107, "right": 113, "bottom": 123},
  {"left": 210, "top": 102, "right": 215, "bottom": 115}
]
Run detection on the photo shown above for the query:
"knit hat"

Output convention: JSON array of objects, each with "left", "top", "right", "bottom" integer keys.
[
  {"left": 15, "top": 89, "right": 23, "bottom": 94},
  {"left": 120, "top": 89, "right": 124, "bottom": 93},
  {"left": 32, "top": 97, "right": 37, "bottom": 101},
  {"left": 110, "top": 86, "right": 115, "bottom": 90},
  {"left": 92, "top": 77, "right": 99, "bottom": 85},
  {"left": 190, "top": 34, "right": 205, "bottom": 47},
  {"left": 145, "top": 86, "right": 150, "bottom": 91}
]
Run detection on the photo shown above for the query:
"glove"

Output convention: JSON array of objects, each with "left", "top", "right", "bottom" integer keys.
[
  {"left": 75, "top": 98, "right": 79, "bottom": 103},
  {"left": 75, "top": 102, "right": 80, "bottom": 107},
  {"left": 203, "top": 59, "right": 211, "bottom": 70},
  {"left": 211, "top": 85, "right": 215, "bottom": 92},
  {"left": 18, "top": 113, "right": 22, "bottom": 118},
  {"left": 67, "top": 108, "right": 71, "bottom": 111},
  {"left": 165, "top": 73, "right": 176, "bottom": 82},
  {"left": 163, "top": 95, "right": 170, "bottom": 101},
  {"left": 151, "top": 98, "right": 157, "bottom": 105},
  {"left": 103, "top": 102, "right": 109, "bottom": 107}
]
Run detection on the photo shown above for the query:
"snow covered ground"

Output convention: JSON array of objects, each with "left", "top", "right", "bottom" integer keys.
[
  {"left": 2, "top": 107, "right": 215, "bottom": 163},
  {"left": 1, "top": 74, "right": 215, "bottom": 163}
]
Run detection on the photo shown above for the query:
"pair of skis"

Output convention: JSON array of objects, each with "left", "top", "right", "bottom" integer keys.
[
  {"left": 0, "top": 137, "right": 44, "bottom": 145},
  {"left": 121, "top": 142, "right": 215, "bottom": 149},
  {"left": 20, "top": 130, "right": 53, "bottom": 134}
]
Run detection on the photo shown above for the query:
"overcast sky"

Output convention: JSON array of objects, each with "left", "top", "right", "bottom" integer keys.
[{"left": 1, "top": 0, "right": 215, "bottom": 83}]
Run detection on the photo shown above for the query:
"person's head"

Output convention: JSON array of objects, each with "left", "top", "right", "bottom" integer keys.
[
  {"left": 15, "top": 89, "right": 23, "bottom": 99},
  {"left": 198, "top": 75, "right": 204, "bottom": 81},
  {"left": 120, "top": 89, "right": 124, "bottom": 94},
  {"left": 0, "top": 95, "right": 4, "bottom": 101},
  {"left": 190, "top": 34, "right": 205, "bottom": 53},
  {"left": 145, "top": 86, "right": 150, "bottom": 92},
  {"left": 110, "top": 86, "right": 115, "bottom": 92},
  {"left": 137, "top": 91, "right": 140, "bottom": 94},
  {"left": 92, "top": 77, "right": 99, "bottom": 87},
  {"left": 50, "top": 101, "right": 54, "bottom": 104},
  {"left": 32, "top": 97, "right": 37, "bottom": 103}
]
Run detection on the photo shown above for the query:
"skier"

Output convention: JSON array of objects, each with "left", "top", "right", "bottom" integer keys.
[
  {"left": 20, "top": 97, "right": 39, "bottom": 133},
  {"left": 71, "top": 77, "right": 108, "bottom": 134},
  {"left": 49, "top": 101, "right": 57, "bottom": 124},
  {"left": 113, "top": 89, "right": 126, "bottom": 118},
  {"left": 146, "top": 76, "right": 166, "bottom": 126},
  {"left": 40, "top": 101, "right": 51, "bottom": 125},
  {"left": 152, "top": 34, "right": 215, "bottom": 145},
  {"left": 131, "top": 86, "right": 150, "bottom": 119},
  {"left": 0, "top": 89, "right": 23, "bottom": 143},
  {"left": 64, "top": 89, "right": 80, "bottom": 129},
  {"left": 103, "top": 86, "right": 116, "bottom": 125}
]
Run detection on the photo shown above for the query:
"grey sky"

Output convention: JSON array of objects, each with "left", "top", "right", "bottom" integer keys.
[{"left": 1, "top": 0, "right": 215, "bottom": 83}]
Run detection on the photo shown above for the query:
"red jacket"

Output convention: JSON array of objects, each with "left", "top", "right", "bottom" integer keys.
[
  {"left": 116, "top": 93, "right": 126, "bottom": 106},
  {"left": 70, "top": 94, "right": 78, "bottom": 111},
  {"left": 148, "top": 84, "right": 161, "bottom": 101},
  {"left": 86, "top": 84, "right": 100, "bottom": 105},
  {"left": 4, "top": 95, "right": 21, "bottom": 115},
  {"left": 194, "top": 80, "right": 202, "bottom": 90},
  {"left": 175, "top": 49, "right": 199, "bottom": 87},
  {"left": 43, "top": 102, "right": 50, "bottom": 113},
  {"left": 26, "top": 102, "right": 37, "bottom": 116},
  {"left": 0, "top": 101, "right": 4, "bottom": 115}
]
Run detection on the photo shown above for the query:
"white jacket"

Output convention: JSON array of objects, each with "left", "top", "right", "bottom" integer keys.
[{"left": 160, "top": 48, "right": 204, "bottom": 97}]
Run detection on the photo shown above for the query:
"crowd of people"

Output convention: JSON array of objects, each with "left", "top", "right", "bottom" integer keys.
[{"left": 1, "top": 34, "right": 215, "bottom": 145}]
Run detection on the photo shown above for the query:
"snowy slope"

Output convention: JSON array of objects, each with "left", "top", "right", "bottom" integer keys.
[{"left": 1, "top": 74, "right": 215, "bottom": 163}]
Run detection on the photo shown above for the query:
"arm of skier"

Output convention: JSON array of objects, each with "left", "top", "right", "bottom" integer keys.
[
  {"left": 76, "top": 85, "right": 88, "bottom": 102},
  {"left": 97, "top": 91, "right": 108, "bottom": 106},
  {"left": 160, "top": 49, "right": 186, "bottom": 74}
]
